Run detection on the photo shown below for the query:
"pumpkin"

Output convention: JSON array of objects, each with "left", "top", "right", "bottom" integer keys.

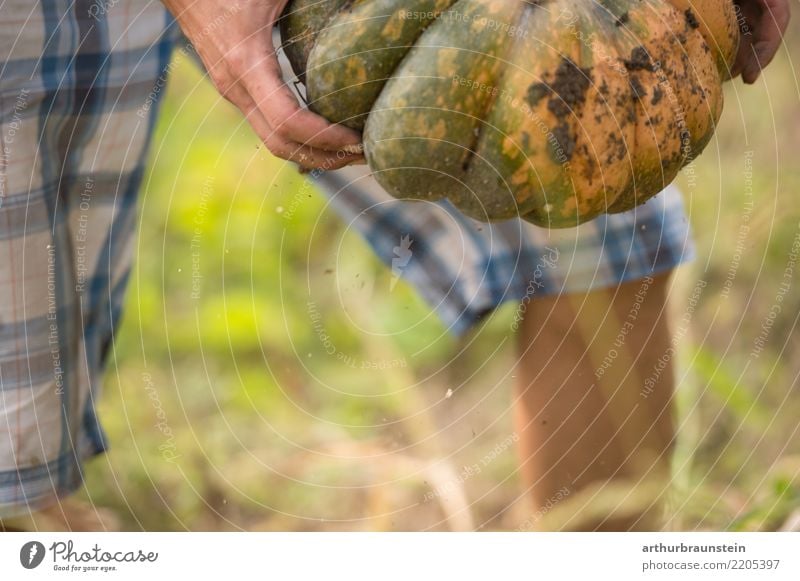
[{"left": 280, "top": 0, "right": 738, "bottom": 227}]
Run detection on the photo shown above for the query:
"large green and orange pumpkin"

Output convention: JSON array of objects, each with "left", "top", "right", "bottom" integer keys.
[{"left": 280, "top": 0, "right": 739, "bottom": 227}]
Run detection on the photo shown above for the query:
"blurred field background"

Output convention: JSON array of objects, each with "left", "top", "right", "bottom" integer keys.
[{"left": 79, "top": 26, "right": 800, "bottom": 531}]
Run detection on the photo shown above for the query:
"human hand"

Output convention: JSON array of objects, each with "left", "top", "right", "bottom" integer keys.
[
  {"left": 162, "top": 0, "right": 364, "bottom": 170},
  {"left": 731, "top": 0, "right": 791, "bottom": 83}
]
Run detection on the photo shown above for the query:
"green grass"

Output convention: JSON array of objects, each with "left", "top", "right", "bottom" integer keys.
[{"left": 80, "top": 30, "right": 800, "bottom": 531}]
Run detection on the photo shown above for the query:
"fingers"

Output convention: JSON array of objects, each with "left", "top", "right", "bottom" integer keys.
[
  {"left": 242, "top": 58, "right": 363, "bottom": 152},
  {"left": 734, "top": 0, "right": 791, "bottom": 83},
  {"left": 220, "top": 43, "right": 363, "bottom": 168},
  {"left": 166, "top": 0, "right": 362, "bottom": 170},
  {"left": 743, "top": 0, "right": 791, "bottom": 82},
  {"left": 740, "top": 46, "right": 765, "bottom": 84},
  {"left": 730, "top": 0, "right": 760, "bottom": 79},
  {"left": 236, "top": 88, "right": 363, "bottom": 170}
]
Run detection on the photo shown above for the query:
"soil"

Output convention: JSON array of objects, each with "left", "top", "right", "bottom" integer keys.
[
  {"left": 624, "top": 47, "right": 656, "bottom": 72},
  {"left": 650, "top": 86, "right": 664, "bottom": 106},
  {"left": 526, "top": 83, "right": 550, "bottom": 107},
  {"left": 551, "top": 122, "right": 576, "bottom": 161},
  {"left": 547, "top": 57, "right": 591, "bottom": 118},
  {"left": 525, "top": 58, "right": 591, "bottom": 116},
  {"left": 630, "top": 75, "right": 647, "bottom": 100},
  {"left": 523, "top": 57, "right": 591, "bottom": 162},
  {"left": 684, "top": 8, "right": 700, "bottom": 29},
  {"left": 548, "top": 58, "right": 591, "bottom": 162}
]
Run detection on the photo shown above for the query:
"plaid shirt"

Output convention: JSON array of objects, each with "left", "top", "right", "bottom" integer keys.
[
  {"left": 314, "top": 166, "right": 694, "bottom": 335},
  {"left": 0, "top": 0, "right": 179, "bottom": 517}
]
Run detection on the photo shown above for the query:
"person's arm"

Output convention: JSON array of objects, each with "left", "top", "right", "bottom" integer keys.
[
  {"left": 731, "top": 0, "right": 791, "bottom": 83},
  {"left": 161, "top": 0, "right": 363, "bottom": 170}
]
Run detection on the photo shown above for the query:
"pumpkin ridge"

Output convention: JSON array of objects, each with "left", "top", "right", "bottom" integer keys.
[
  {"left": 609, "top": 0, "right": 681, "bottom": 212},
  {"left": 279, "top": 0, "right": 351, "bottom": 82},
  {"left": 305, "top": 0, "right": 463, "bottom": 130},
  {"left": 514, "top": 4, "right": 628, "bottom": 224},
  {"left": 606, "top": 0, "right": 722, "bottom": 213},
  {"left": 459, "top": 0, "right": 534, "bottom": 175},
  {"left": 570, "top": 8, "right": 635, "bottom": 214}
]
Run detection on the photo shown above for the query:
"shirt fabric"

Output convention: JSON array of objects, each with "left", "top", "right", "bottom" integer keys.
[
  {"left": 314, "top": 166, "right": 694, "bottom": 336},
  {"left": 0, "top": 0, "right": 179, "bottom": 518}
]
